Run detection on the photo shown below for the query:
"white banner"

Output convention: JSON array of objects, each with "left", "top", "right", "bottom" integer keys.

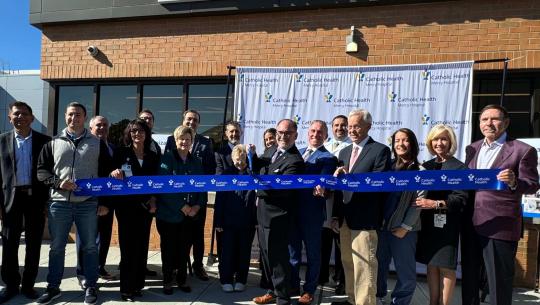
[{"left": 234, "top": 62, "right": 473, "bottom": 162}]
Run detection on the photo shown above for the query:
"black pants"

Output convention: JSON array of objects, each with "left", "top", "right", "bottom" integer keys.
[
  {"left": 218, "top": 227, "right": 255, "bottom": 284},
  {"left": 460, "top": 218, "right": 483, "bottom": 305},
  {"left": 156, "top": 219, "right": 191, "bottom": 285},
  {"left": 320, "top": 227, "right": 344, "bottom": 285},
  {"left": 1, "top": 190, "right": 45, "bottom": 291},
  {"left": 258, "top": 206, "right": 292, "bottom": 305},
  {"left": 189, "top": 206, "right": 206, "bottom": 268},
  {"left": 116, "top": 204, "right": 152, "bottom": 294},
  {"left": 480, "top": 235, "right": 518, "bottom": 305}
]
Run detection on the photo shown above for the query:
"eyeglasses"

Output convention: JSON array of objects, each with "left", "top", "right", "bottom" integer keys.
[
  {"left": 277, "top": 130, "right": 295, "bottom": 137},
  {"left": 130, "top": 129, "right": 144, "bottom": 134}
]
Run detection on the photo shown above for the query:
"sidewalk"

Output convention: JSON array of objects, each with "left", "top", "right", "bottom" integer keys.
[{"left": 2, "top": 241, "right": 539, "bottom": 304}]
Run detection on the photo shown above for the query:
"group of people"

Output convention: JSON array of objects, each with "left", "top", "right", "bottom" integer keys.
[{"left": 0, "top": 100, "right": 537, "bottom": 305}]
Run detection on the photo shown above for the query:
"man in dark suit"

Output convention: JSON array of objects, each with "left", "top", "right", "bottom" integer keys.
[
  {"left": 164, "top": 109, "right": 216, "bottom": 280},
  {"left": 332, "top": 109, "right": 391, "bottom": 305},
  {"left": 215, "top": 121, "right": 242, "bottom": 175},
  {"left": 289, "top": 120, "right": 337, "bottom": 305},
  {"left": 0, "top": 101, "right": 51, "bottom": 303},
  {"left": 463, "top": 104, "right": 539, "bottom": 305},
  {"left": 253, "top": 119, "right": 305, "bottom": 305}
]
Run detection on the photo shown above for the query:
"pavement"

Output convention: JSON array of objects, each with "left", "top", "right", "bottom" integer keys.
[{"left": 1, "top": 240, "right": 539, "bottom": 304}]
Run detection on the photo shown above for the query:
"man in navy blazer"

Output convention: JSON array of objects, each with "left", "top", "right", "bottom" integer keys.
[
  {"left": 332, "top": 109, "right": 391, "bottom": 305},
  {"left": 164, "top": 109, "right": 216, "bottom": 281},
  {"left": 289, "top": 120, "right": 337, "bottom": 305},
  {"left": 0, "top": 101, "right": 51, "bottom": 303},
  {"left": 463, "top": 104, "right": 539, "bottom": 305},
  {"left": 253, "top": 119, "right": 305, "bottom": 305}
]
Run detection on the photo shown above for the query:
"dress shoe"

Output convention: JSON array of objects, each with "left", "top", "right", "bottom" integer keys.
[
  {"left": 0, "top": 288, "right": 18, "bottom": 304},
  {"left": 133, "top": 290, "right": 143, "bottom": 297},
  {"left": 253, "top": 292, "right": 277, "bottom": 304},
  {"left": 178, "top": 284, "right": 192, "bottom": 293},
  {"left": 334, "top": 282, "right": 345, "bottom": 295},
  {"left": 297, "top": 292, "right": 314, "bottom": 305},
  {"left": 194, "top": 266, "right": 209, "bottom": 281},
  {"left": 163, "top": 284, "right": 173, "bottom": 295},
  {"left": 21, "top": 287, "right": 40, "bottom": 299},
  {"left": 99, "top": 268, "right": 115, "bottom": 280},
  {"left": 121, "top": 293, "right": 135, "bottom": 302},
  {"left": 145, "top": 268, "right": 158, "bottom": 276}
]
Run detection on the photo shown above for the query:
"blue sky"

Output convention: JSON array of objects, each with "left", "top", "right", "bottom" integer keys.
[{"left": 0, "top": 2, "right": 41, "bottom": 71}]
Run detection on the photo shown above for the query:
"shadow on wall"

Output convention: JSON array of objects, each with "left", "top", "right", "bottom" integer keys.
[{"left": 0, "top": 85, "right": 47, "bottom": 134}]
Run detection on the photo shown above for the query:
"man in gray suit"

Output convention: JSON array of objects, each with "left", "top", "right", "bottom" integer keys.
[
  {"left": 463, "top": 104, "right": 539, "bottom": 305},
  {"left": 0, "top": 101, "right": 50, "bottom": 303}
]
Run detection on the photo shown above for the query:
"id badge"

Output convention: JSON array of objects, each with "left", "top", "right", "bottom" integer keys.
[
  {"left": 434, "top": 213, "right": 446, "bottom": 228},
  {"left": 121, "top": 164, "right": 133, "bottom": 177}
]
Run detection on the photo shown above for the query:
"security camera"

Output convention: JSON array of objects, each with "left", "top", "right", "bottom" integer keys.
[{"left": 87, "top": 46, "right": 99, "bottom": 57}]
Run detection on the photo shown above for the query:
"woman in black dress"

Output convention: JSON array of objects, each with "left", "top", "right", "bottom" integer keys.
[
  {"left": 415, "top": 124, "right": 468, "bottom": 305},
  {"left": 110, "top": 119, "right": 161, "bottom": 302}
]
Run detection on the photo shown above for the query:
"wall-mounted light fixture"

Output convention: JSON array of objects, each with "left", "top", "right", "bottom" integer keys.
[{"left": 345, "top": 26, "right": 358, "bottom": 53}]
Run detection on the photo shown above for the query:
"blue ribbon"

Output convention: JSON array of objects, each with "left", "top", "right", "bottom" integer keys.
[{"left": 74, "top": 169, "right": 504, "bottom": 196}]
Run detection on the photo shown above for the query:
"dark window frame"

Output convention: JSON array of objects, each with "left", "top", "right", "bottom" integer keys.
[{"left": 48, "top": 77, "right": 231, "bottom": 135}]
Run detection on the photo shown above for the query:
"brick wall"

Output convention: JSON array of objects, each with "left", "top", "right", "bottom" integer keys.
[
  {"left": 515, "top": 222, "right": 540, "bottom": 288},
  {"left": 41, "top": 0, "right": 540, "bottom": 80}
]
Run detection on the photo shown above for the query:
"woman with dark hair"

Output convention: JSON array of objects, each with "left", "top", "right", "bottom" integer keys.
[
  {"left": 156, "top": 125, "right": 207, "bottom": 295},
  {"left": 263, "top": 128, "right": 277, "bottom": 152},
  {"left": 109, "top": 119, "right": 161, "bottom": 301},
  {"left": 415, "top": 124, "right": 468, "bottom": 305},
  {"left": 376, "top": 128, "right": 424, "bottom": 305}
]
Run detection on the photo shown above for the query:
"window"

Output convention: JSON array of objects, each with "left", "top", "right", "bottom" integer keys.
[
  {"left": 142, "top": 85, "right": 184, "bottom": 135},
  {"left": 187, "top": 84, "right": 233, "bottom": 145},
  {"left": 56, "top": 86, "right": 94, "bottom": 133}
]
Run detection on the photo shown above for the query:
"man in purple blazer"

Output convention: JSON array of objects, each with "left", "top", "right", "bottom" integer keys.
[{"left": 463, "top": 104, "right": 539, "bottom": 305}]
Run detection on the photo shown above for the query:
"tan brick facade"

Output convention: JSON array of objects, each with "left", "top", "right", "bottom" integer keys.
[
  {"left": 41, "top": 0, "right": 540, "bottom": 80},
  {"left": 40, "top": 0, "right": 540, "bottom": 289}
]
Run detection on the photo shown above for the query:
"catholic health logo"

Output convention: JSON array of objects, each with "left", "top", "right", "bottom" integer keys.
[
  {"left": 421, "top": 69, "right": 431, "bottom": 80},
  {"left": 324, "top": 92, "right": 334, "bottom": 103},
  {"left": 295, "top": 74, "right": 339, "bottom": 88},
  {"left": 324, "top": 92, "right": 371, "bottom": 107},
  {"left": 387, "top": 91, "right": 397, "bottom": 103},
  {"left": 355, "top": 72, "right": 366, "bottom": 81},
  {"left": 293, "top": 114, "right": 302, "bottom": 124},
  {"left": 264, "top": 92, "right": 273, "bottom": 103},
  {"left": 239, "top": 73, "right": 279, "bottom": 87},
  {"left": 422, "top": 114, "right": 431, "bottom": 126},
  {"left": 424, "top": 116, "right": 470, "bottom": 130}
]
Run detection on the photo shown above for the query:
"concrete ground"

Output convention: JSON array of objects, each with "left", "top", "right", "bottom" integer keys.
[{"left": 1, "top": 241, "right": 539, "bottom": 305}]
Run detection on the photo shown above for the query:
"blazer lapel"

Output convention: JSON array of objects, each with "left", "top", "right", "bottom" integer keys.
[
  {"left": 7, "top": 132, "right": 15, "bottom": 172},
  {"left": 342, "top": 145, "right": 352, "bottom": 171},
  {"left": 350, "top": 138, "right": 372, "bottom": 173},
  {"left": 491, "top": 140, "right": 514, "bottom": 169},
  {"left": 466, "top": 141, "right": 482, "bottom": 169}
]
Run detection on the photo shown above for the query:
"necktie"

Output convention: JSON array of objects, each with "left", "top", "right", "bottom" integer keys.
[
  {"left": 332, "top": 141, "right": 340, "bottom": 152},
  {"left": 302, "top": 148, "right": 313, "bottom": 161},
  {"left": 271, "top": 150, "right": 283, "bottom": 163},
  {"left": 349, "top": 146, "right": 360, "bottom": 171}
]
